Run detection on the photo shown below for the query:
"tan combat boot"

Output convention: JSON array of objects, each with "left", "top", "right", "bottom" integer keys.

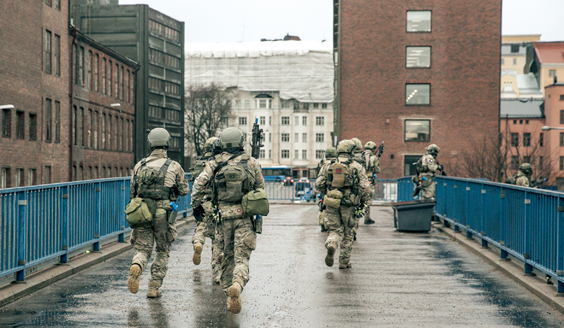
[
  {"left": 339, "top": 260, "right": 351, "bottom": 269},
  {"left": 193, "top": 242, "right": 203, "bottom": 265},
  {"left": 147, "top": 281, "right": 162, "bottom": 298},
  {"left": 127, "top": 264, "right": 141, "bottom": 294},
  {"left": 325, "top": 243, "right": 336, "bottom": 267},
  {"left": 227, "top": 282, "right": 242, "bottom": 314}
]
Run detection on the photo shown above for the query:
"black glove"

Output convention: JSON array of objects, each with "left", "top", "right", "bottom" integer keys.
[
  {"left": 438, "top": 164, "right": 444, "bottom": 171},
  {"left": 193, "top": 205, "right": 205, "bottom": 222}
]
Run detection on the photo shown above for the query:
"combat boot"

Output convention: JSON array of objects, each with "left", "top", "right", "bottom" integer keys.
[
  {"left": 227, "top": 282, "right": 242, "bottom": 314},
  {"left": 147, "top": 281, "right": 162, "bottom": 298},
  {"left": 127, "top": 264, "right": 141, "bottom": 294},
  {"left": 325, "top": 243, "right": 336, "bottom": 267},
  {"left": 193, "top": 242, "right": 203, "bottom": 265},
  {"left": 339, "top": 260, "right": 351, "bottom": 269},
  {"left": 364, "top": 218, "right": 375, "bottom": 224}
]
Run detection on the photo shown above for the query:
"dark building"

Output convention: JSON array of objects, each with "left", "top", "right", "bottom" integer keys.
[
  {"left": 70, "top": 2, "right": 186, "bottom": 167},
  {"left": 333, "top": 0, "right": 501, "bottom": 178}
]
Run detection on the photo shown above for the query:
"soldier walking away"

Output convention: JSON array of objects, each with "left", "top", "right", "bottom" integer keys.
[
  {"left": 350, "top": 138, "right": 365, "bottom": 239},
  {"left": 191, "top": 137, "right": 223, "bottom": 284},
  {"left": 413, "top": 144, "right": 444, "bottom": 200},
  {"left": 127, "top": 128, "right": 190, "bottom": 298},
  {"left": 505, "top": 163, "right": 532, "bottom": 187},
  {"left": 363, "top": 141, "right": 382, "bottom": 225},
  {"left": 316, "top": 140, "right": 370, "bottom": 269},
  {"left": 191, "top": 127, "right": 266, "bottom": 314},
  {"left": 317, "top": 147, "right": 337, "bottom": 232}
]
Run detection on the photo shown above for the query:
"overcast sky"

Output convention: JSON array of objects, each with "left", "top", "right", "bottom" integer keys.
[{"left": 119, "top": 0, "right": 564, "bottom": 43}]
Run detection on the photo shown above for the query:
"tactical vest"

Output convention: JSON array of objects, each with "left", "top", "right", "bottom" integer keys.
[
  {"left": 505, "top": 172, "right": 524, "bottom": 185},
  {"left": 135, "top": 158, "right": 173, "bottom": 200},
  {"left": 214, "top": 154, "right": 252, "bottom": 203},
  {"left": 353, "top": 152, "right": 365, "bottom": 166},
  {"left": 415, "top": 157, "right": 429, "bottom": 174},
  {"left": 191, "top": 153, "right": 213, "bottom": 181},
  {"left": 327, "top": 160, "right": 355, "bottom": 189},
  {"left": 363, "top": 151, "right": 374, "bottom": 174}
]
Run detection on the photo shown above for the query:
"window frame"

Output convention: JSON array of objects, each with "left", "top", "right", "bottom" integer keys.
[
  {"left": 405, "top": 46, "right": 431, "bottom": 68},
  {"left": 406, "top": 10, "right": 432, "bottom": 33},
  {"left": 404, "top": 119, "right": 431, "bottom": 142},
  {"left": 405, "top": 83, "right": 431, "bottom": 106}
]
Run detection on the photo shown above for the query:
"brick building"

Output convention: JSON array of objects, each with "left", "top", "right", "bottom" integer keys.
[{"left": 334, "top": 0, "right": 501, "bottom": 178}]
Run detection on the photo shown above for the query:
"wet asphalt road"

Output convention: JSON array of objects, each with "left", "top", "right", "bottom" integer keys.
[{"left": 2, "top": 205, "right": 564, "bottom": 327}]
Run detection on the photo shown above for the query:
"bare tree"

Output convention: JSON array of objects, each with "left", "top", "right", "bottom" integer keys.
[{"left": 185, "top": 83, "right": 234, "bottom": 157}]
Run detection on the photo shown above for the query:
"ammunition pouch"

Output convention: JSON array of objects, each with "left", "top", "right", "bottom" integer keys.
[
  {"left": 125, "top": 197, "right": 153, "bottom": 229},
  {"left": 242, "top": 188, "right": 270, "bottom": 217},
  {"left": 411, "top": 175, "right": 420, "bottom": 184}
]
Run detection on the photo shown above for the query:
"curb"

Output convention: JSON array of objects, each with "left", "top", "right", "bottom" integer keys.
[
  {"left": 0, "top": 216, "right": 195, "bottom": 308},
  {"left": 433, "top": 220, "right": 564, "bottom": 315}
]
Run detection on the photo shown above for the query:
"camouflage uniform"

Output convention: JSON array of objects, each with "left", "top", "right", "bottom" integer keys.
[
  {"left": 191, "top": 148, "right": 265, "bottom": 313},
  {"left": 317, "top": 148, "right": 336, "bottom": 230},
  {"left": 351, "top": 138, "right": 365, "bottom": 235},
  {"left": 415, "top": 144, "right": 442, "bottom": 200},
  {"left": 363, "top": 142, "right": 381, "bottom": 224},
  {"left": 316, "top": 140, "right": 370, "bottom": 269},
  {"left": 129, "top": 148, "right": 189, "bottom": 294}
]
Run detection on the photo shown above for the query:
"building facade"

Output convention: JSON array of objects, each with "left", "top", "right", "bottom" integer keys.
[
  {"left": 334, "top": 0, "right": 501, "bottom": 178},
  {"left": 71, "top": 2, "right": 186, "bottom": 167},
  {"left": 530, "top": 42, "right": 564, "bottom": 96}
]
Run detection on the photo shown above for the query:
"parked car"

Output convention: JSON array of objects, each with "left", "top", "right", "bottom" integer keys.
[
  {"left": 295, "top": 179, "right": 316, "bottom": 202},
  {"left": 283, "top": 176, "right": 294, "bottom": 186}
]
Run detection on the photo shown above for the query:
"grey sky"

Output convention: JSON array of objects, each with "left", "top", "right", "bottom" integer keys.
[{"left": 119, "top": 0, "right": 564, "bottom": 43}]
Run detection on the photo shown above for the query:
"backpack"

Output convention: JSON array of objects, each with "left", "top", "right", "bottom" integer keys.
[
  {"left": 505, "top": 173, "right": 519, "bottom": 185},
  {"left": 134, "top": 158, "right": 172, "bottom": 200},
  {"left": 328, "top": 160, "right": 354, "bottom": 188},
  {"left": 214, "top": 154, "right": 252, "bottom": 203}
]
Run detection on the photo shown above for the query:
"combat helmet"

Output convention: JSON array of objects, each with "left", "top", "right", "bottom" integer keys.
[
  {"left": 325, "top": 147, "right": 336, "bottom": 158},
  {"left": 219, "top": 127, "right": 244, "bottom": 151},
  {"left": 425, "top": 144, "right": 440, "bottom": 157},
  {"left": 351, "top": 138, "right": 362, "bottom": 153},
  {"left": 204, "top": 137, "right": 218, "bottom": 153},
  {"left": 147, "top": 128, "right": 170, "bottom": 148},
  {"left": 337, "top": 139, "right": 355, "bottom": 154},
  {"left": 364, "top": 141, "right": 377, "bottom": 151},
  {"left": 519, "top": 163, "right": 532, "bottom": 175}
]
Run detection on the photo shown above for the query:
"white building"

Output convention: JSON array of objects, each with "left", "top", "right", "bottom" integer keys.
[{"left": 185, "top": 40, "right": 334, "bottom": 178}]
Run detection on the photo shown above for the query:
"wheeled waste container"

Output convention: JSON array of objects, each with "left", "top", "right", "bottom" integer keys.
[{"left": 392, "top": 200, "right": 436, "bottom": 232}]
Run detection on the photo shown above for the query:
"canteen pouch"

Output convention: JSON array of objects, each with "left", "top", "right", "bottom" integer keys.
[
  {"left": 242, "top": 188, "right": 270, "bottom": 217},
  {"left": 125, "top": 197, "right": 153, "bottom": 229}
]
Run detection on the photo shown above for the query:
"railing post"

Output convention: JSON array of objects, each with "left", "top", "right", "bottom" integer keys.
[
  {"left": 523, "top": 190, "right": 533, "bottom": 276},
  {"left": 60, "top": 186, "right": 69, "bottom": 264},
  {"left": 93, "top": 182, "right": 101, "bottom": 252},
  {"left": 118, "top": 180, "right": 126, "bottom": 243},
  {"left": 15, "top": 191, "right": 27, "bottom": 282},
  {"left": 557, "top": 197, "right": 564, "bottom": 294},
  {"left": 499, "top": 188, "right": 508, "bottom": 261},
  {"left": 480, "top": 184, "right": 488, "bottom": 248}
]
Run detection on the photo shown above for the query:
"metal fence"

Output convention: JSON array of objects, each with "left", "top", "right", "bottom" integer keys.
[
  {"left": 0, "top": 175, "right": 193, "bottom": 284},
  {"left": 398, "top": 175, "right": 564, "bottom": 294}
]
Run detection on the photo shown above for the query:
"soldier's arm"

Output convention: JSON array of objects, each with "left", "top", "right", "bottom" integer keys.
[
  {"left": 316, "top": 164, "right": 328, "bottom": 194},
  {"left": 191, "top": 162, "right": 216, "bottom": 208},
  {"left": 129, "top": 163, "right": 141, "bottom": 200},
  {"left": 357, "top": 167, "right": 371, "bottom": 203},
  {"left": 516, "top": 176, "right": 530, "bottom": 187},
  {"left": 251, "top": 159, "right": 265, "bottom": 189},
  {"left": 373, "top": 156, "right": 381, "bottom": 174},
  {"left": 174, "top": 164, "right": 190, "bottom": 196},
  {"left": 423, "top": 155, "right": 439, "bottom": 173}
]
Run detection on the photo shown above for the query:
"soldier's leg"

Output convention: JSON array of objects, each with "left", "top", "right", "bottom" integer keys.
[
  {"left": 339, "top": 206, "right": 356, "bottom": 269},
  {"left": 227, "top": 218, "right": 256, "bottom": 314},
  {"left": 128, "top": 226, "right": 154, "bottom": 294},
  {"left": 421, "top": 178, "right": 435, "bottom": 200},
  {"left": 211, "top": 227, "right": 224, "bottom": 284},
  {"left": 220, "top": 220, "right": 235, "bottom": 293},
  {"left": 364, "top": 187, "right": 375, "bottom": 224},
  {"left": 324, "top": 206, "right": 344, "bottom": 267},
  {"left": 191, "top": 221, "right": 206, "bottom": 265},
  {"left": 319, "top": 210, "right": 327, "bottom": 232},
  {"left": 147, "top": 209, "right": 175, "bottom": 298}
]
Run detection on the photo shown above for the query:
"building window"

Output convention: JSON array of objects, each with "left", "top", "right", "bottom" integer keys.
[
  {"left": 560, "top": 157, "right": 564, "bottom": 171},
  {"left": 54, "top": 101, "right": 60, "bottom": 143},
  {"left": 45, "top": 30, "right": 52, "bottom": 74},
  {"left": 54, "top": 0, "right": 60, "bottom": 10},
  {"left": 511, "top": 156, "right": 519, "bottom": 170},
  {"left": 404, "top": 120, "right": 430, "bottom": 142},
  {"left": 260, "top": 116, "right": 266, "bottom": 125},
  {"left": 302, "top": 103, "right": 309, "bottom": 110},
  {"left": 407, "top": 11, "right": 431, "bottom": 32},
  {"left": 102, "top": 58, "right": 106, "bottom": 95},
  {"left": 294, "top": 133, "right": 299, "bottom": 143},
  {"left": 43, "top": 166, "right": 51, "bottom": 184},
  {"left": 239, "top": 116, "right": 248, "bottom": 125},
  {"left": 221, "top": 117, "right": 229, "bottom": 127},
  {"left": 316, "top": 133, "right": 324, "bottom": 142},
  {"left": 523, "top": 133, "right": 531, "bottom": 147},
  {"left": 501, "top": 58, "right": 505, "bottom": 65},
  {"left": 512, "top": 58, "right": 517, "bottom": 65},
  {"left": 45, "top": 99, "right": 52, "bottom": 142},
  {"left": 2, "top": 108, "right": 11, "bottom": 138},
  {"left": 15, "top": 111, "right": 24, "bottom": 139},
  {"left": 316, "top": 150, "right": 324, "bottom": 159},
  {"left": 94, "top": 54, "right": 99, "bottom": 92},
  {"left": 302, "top": 150, "right": 307, "bottom": 159},
  {"left": 54, "top": 35, "right": 60, "bottom": 76},
  {"left": 406, "top": 47, "right": 431, "bottom": 68},
  {"left": 281, "top": 133, "right": 290, "bottom": 142},
  {"left": 29, "top": 113, "right": 37, "bottom": 141},
  {"left": 549, "top": 70, "right": 556, "bottom": 78},
  {"left": 94, "top": 112, "right": 98, "bottom": 149},
  {"left": 282, "top": 100, "right": 291, "bottom": 108},
  {"left": 302, "top": 116, "right": 307, "bottom": 126},
  {"left": 130, "top": 71, "right": 135, "bottom": 103},
  {"left": 269, "top": 116, "right": 272, "bottom": 126},
  {"left": 115, "top": 63, "right": 119, "bottom": 98},
  {"left": 87, "top": 109, "right": 92, "bottom": 148},
  {"left": 294, "top": 149, "right": 299, "bottom": 159},
  {"left": 303, "top": 133, "right": 307, "bottom": 142},
  {"left": 523, "top": 156, "right": 530, "bottom": 165},
  {"left": 281, "top": 116, "right": 290, "bottom": 125},
  {"left": 78, "top": 107, "right": 84, "bottom": 147},
  {"left": 269, "top": 133, "right": 272, "bottom": 142},
  {"left": 108, "top": 60, "right": 112, "bottom": 97},
  {"left": 295, "top": 116, "right": 299, "bottom": 126},
  {"left": 78, "top": 46, "right": 84, "bottom": 86},
  {"left": 315, "top": 116, "right": 325, "bottom": 126},
  {"left": 511, "top": 133, "right": 518, "bottom": 147},
  {"left": 560, "top": 133, "right": 564, "bottom": 147},
  {"left": 313, "top": 103, "right": 319, "bottom": 109},
  {"left": 28, "top": 169, "right": 37, "bottom": 186},
  {"left": 510, "top": 44, "right": 519, "bottom": 53},
  {"left": 540, "top": 132, "right": 544, "bottom": 147},
  {"left": 15, "top": 168, "right": 24, "bottom": 187},
  {"left": 125, "top": 69, "right": 129, "bottom": 102},
  {"left": 322, "top": 103, "right": 328, "bottom": 109},
  {"left": 120, "top": 66, "right": 124, "bottom": 100},
  {"left": 259, "top": 149, "right": 265, "bottom": 159},
  {"left": 281, "top": 150, "right": 289, "bottom": 159},
  {"left": 46, "top": 0, "right": 52, "bottom": 6},
  {"left": 101, "top": 113, "right": 106, "bottom": 149},
  {"left": 87, "top": 51, "right": 92, "bottom": 90},
  {"left": 406, "top": 84, "right": 430, "bottom": 105},
  {"left": 2, "top": 167, "right": 11, "bottom": 188},
  {"left": 293, "top": 101, "right": 300, "bottom": 110},
  {"left": 269, "top": 149, "right": 272, "bottom": 159}
]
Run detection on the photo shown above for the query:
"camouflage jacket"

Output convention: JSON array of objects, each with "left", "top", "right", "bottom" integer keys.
[
  {"left": 515, "top": 171, "right": 530, "bottom": 187},
  {"left": 419, "top": 154, "right": 439, "bottom": 179},
  {"left": 191, "top": 151, "right": 265, "bottom": 209},
  {"left": 315, "top": 155, "right": 371, "bottom": 203},
  {"left": 352, "top": 151, "right": 365, "bottom": 166},
  {"left": 363, "top": 149, "right": 381, "bottom": 180},
  {"left": 130, "top": 149, "right": 190, "bottom": 208}
]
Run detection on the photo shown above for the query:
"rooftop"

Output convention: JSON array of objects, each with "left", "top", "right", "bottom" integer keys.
[
  {"left": 500, "top": 98, "right": 544, "bottom": 118},
  {"left": 534, "top": 42, "right": 564, "bottom": 64}
]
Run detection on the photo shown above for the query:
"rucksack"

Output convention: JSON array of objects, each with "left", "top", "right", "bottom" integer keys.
[
  {"left": 328, "top": 160, "right": 354, "bottom": 188},
  {"left": 134, "top": 158, "right": 172, "bottom": 200},
  {"left": 214, "top": 154, "right": 252, "bottom": 203}
]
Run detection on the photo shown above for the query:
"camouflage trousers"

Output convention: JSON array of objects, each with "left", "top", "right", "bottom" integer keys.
[
  {"left": 192, "top": 218, "right": 223, "bottom": 276},
  {"left": 130, "top": 208, "right": 177, "bottom": 286},
  {"left": 220, "top": 217, "right": 256, "bottom": 294},
  {"left": 325, "top": 205, "right": 356, "bottom": 264},
  {"left": 318, "top": 210, "right": 327, "bottom": 226},
  {"left": 421, "top": 177, "right": 435, "bottom": 200},
  {"left": 365, "top": 185, "right": 375, "bottom": 220}
]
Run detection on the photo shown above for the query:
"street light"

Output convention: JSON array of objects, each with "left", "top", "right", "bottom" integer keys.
[
  {"left": 541, "top": 126, "right": 564, "bottom": 131},
  {"left": 0, "top": 104, "right": 15, "bottom": 110}
]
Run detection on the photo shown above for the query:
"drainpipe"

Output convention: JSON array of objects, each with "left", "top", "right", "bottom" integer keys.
[{"left": 69, "top": 28, "right": 76, "bottom": 182}]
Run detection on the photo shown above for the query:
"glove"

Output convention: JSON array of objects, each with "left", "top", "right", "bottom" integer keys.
[
  {"left": 193, "top": 205, "right": 205, "bottom": 222},
  {"left": 438, "top": 164, "right": 444, "bottom": 171}
]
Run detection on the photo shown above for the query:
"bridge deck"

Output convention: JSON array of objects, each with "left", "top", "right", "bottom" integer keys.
[{"left": 1, "top": 205, "right": 563, "bottom": 327}]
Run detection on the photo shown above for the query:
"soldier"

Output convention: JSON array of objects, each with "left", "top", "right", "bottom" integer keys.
[
  {"left": 191, "top": 127, "right": 265, "bottom": 314},
  {"left": 191, "top": 137, "right": 223, "bottom": 284},
  {"left": 414, "top": 144, "right": 444, "bottom": 200},
  {"left": 506, "top": 163, "right": 532, "bottom": 187},
  {"left": 316, "top": 139, "right": 370, "bottom": 269},
  {"left": 127, "top": 128, "right": 190, "bottom": 298},
  {"left": 351, "top": 138, "right": 364, "bottom": 166},
  {"left": 317, "top": 147, "right": 337, "bottom": 232},
  {"left": 363, "top": 141, "right": 382, "bottom": 225}
]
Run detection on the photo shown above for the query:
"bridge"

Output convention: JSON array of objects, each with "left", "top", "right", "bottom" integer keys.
[{"left": 1, "top": 177, "right": 564, "bottom": 327}]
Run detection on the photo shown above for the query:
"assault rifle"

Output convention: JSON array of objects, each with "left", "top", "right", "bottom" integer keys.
[
  {"left": 251, "top": 118, "right": 264, "bottom": 159},
  {"left": 377, "top": 141, "right": 385, "bottom": 159},
  {"left": 530, "top": 178, "right": 548, "bottom": 188}
]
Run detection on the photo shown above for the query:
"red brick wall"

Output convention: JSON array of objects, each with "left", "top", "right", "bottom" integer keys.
[{"left": 338, "top": 0, "right": 501, "bottom": 178}]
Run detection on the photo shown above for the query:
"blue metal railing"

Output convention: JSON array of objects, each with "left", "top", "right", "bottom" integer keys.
[
  {"left": 1, "top": 174, "right": 193, "bottom": 284},
  {"left": 399, "top": 175, "right": 564, "bottom": 294}
]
